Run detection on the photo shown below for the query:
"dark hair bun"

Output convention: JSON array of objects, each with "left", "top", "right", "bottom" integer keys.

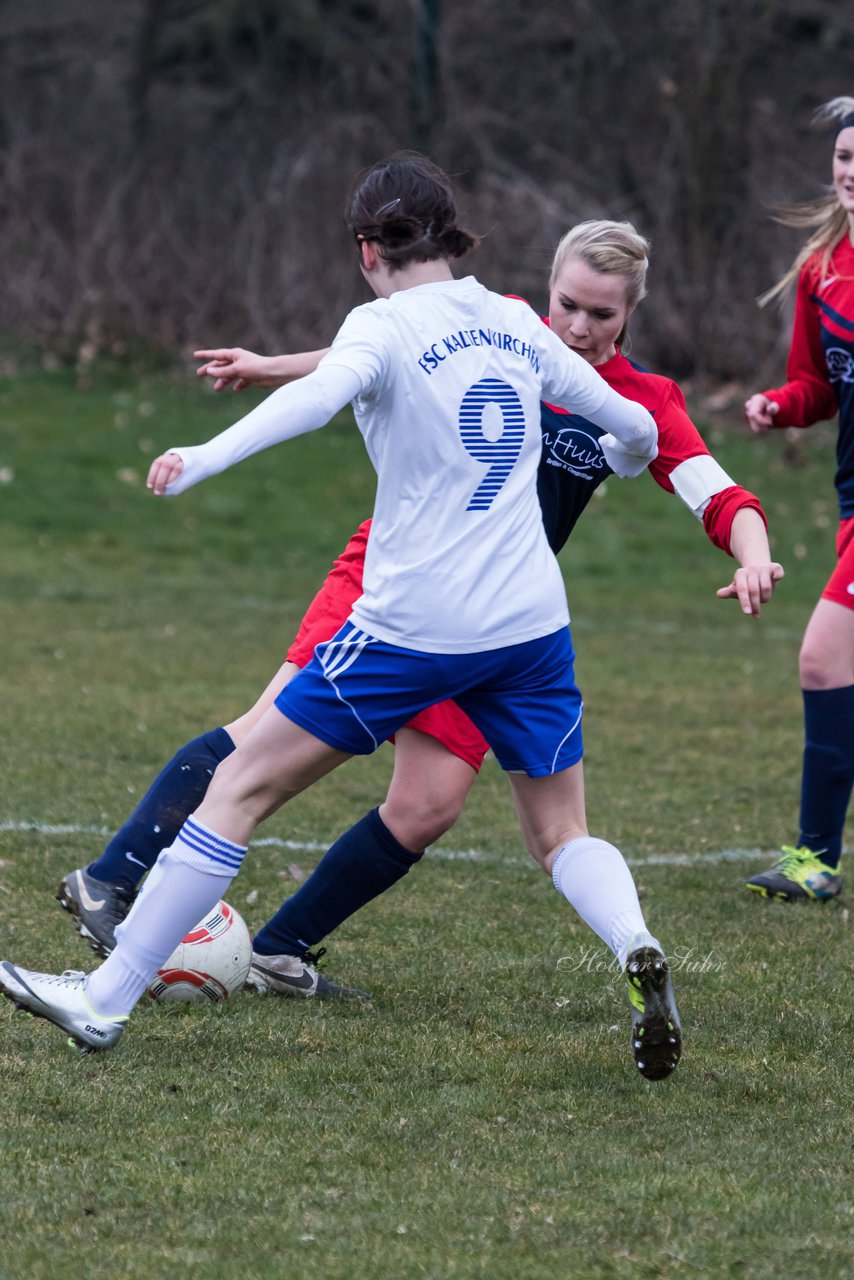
[
  {"left": 437, "top": 226, "right": 477, "bottom": 258},
  {"left": 347, "top": 152, "right": 479, "bottom": 269}
]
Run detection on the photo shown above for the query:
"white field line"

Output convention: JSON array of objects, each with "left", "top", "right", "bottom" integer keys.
[{"left": 0, "top": 820, "right": 788, "bottom": 868}]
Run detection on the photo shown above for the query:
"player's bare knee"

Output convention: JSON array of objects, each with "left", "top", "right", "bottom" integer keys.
[
  {"left": 202, "top": 750, "right": 275, "bottom": 815},
  {"left": 382, "top": 792, "right": 462, "bottom": 850},
  {"left": 799, "top": 643, "right": 841, "bottom": 689}
]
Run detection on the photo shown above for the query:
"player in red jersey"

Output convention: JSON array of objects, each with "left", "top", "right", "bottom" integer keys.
[
  {"left": 744, "top": 97, "right": 854, "bottom": 902},
  {"left": 57, "top": 220, "right": 783, "bottom": 998}
]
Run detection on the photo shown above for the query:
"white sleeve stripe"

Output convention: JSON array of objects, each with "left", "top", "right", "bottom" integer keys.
[{"left": 669, "top": 455, "right": 737, "bottom": 519}]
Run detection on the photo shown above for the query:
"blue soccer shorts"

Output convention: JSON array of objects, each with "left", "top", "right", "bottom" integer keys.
[{"left": 274, "top": 620, "right": 584, "bottom": 778}]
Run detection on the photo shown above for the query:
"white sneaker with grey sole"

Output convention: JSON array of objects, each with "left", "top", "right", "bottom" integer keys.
[{"left": 0, "top": 962, "right": 127, "bottom": 1053}]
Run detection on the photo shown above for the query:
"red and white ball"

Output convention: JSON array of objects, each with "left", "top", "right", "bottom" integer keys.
[{"left": 147, "top": 900, "right": 252, "bottom": 1004}]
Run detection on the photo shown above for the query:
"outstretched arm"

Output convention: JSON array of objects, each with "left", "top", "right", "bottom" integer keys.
[
  {"left": 714, "top": 508, "right": 784, "bottom": 616},
  {"left": 195, "top": 347, "right": 331, "bottom": 393},
  {"left": 635, "top": 381, "right": 782, "bottom": 615},
  {"left": 148, "top": 362, "right": 364, "bottom": 496}
]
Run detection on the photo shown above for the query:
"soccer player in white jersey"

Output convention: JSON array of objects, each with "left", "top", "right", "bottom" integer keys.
[{"left": 0, "top": 153, "right": 681, "bottom": 1080}]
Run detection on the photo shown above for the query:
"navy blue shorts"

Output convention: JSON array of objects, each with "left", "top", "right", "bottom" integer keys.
[{"left": 275, "top": 621, "right": 583, "bottom": 778}]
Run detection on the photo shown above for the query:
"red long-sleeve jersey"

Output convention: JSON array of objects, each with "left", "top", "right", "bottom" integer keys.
[{"left": 764, "top": 235, "right": 854, "bottom": 517}]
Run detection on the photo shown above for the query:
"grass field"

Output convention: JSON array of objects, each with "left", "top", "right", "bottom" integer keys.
[{"left": 0, "top": 364, "right": 851, "bottom": 1279}]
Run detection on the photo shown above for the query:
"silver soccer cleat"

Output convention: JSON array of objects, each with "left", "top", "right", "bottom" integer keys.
[
  {"left": 56, "top": 867, "right": 137, "bottom": 956},
  {"left": 246, "top": 948, "right": 371, "bottom": 1000},
  {"left": 0, "top": 961, "right": 127, "bottom": 1053}
]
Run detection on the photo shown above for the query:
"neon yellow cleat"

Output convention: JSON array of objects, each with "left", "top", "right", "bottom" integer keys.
[{"left": 746, "top": 846, "right": 842, "bottom": 902}]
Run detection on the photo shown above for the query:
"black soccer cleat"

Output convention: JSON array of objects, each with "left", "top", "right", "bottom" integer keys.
[{"left": 625, "top": 945, "right": 682, "bottom": 1081}]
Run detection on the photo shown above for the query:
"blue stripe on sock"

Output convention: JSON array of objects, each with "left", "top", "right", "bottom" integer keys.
[
  {"left": 177, "top": 834, "right": 243, "bottom": 871},
  {"left": 179, "top": 818, "right": 246, "bottom": 871}
]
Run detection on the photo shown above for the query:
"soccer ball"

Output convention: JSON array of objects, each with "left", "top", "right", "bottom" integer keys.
[{"left": 147, "top": 900, "right": 252, "bottom": 1004}]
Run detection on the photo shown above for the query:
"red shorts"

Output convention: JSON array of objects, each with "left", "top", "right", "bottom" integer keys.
[
  {"left": 287, "top": 519, "right": 372, "bottom": 666},
  {"left": 821, "top": 517, "right": 854, "bottom": 612},
  {"left": 286, "top": 519, "right": 491, "bottom": 772}
]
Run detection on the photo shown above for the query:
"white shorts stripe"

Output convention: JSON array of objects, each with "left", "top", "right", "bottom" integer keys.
[
  {"left": 315, "top": 629, "right": 380, "bottom": 751},
  {"left": 549, "top": 702, "right": 584, "bottom": 775},
  {"left": 319, "top": 628, "right": 374, "bottom": 682}
]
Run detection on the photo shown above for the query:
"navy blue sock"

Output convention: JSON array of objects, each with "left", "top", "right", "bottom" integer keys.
[
  {"left": 88, "top": 727, "right": 236, "bottom": 888},
  {"left": 253, "top": 807, "right": 423, "bottom": 956},
  {"left": 798, "top": 685, "right": 854, "bottom": 870}
]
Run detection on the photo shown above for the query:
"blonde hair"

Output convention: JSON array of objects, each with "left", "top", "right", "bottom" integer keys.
[
  {"left": 760, "top": 96, "right": 854, "bottom": 306},
  {"left": 549, "top": 220, "right": 650, "bottom": 345}
]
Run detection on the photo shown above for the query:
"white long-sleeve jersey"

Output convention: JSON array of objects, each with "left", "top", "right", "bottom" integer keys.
[{"left": 165, "top": 278, "right": 656, "bottom": 652}]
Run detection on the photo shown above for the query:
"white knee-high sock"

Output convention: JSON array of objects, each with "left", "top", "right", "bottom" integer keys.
[
  {"left": 551, "top": 836, "right": 660, "bottom": 968},
  {"left": 86, "top": 818, "right": 247, "bottom": 1017}
]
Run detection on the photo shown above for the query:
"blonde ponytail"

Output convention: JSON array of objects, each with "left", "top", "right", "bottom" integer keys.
[{"left": 760, "top": 96, "right": 854, "bottom": 307}]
